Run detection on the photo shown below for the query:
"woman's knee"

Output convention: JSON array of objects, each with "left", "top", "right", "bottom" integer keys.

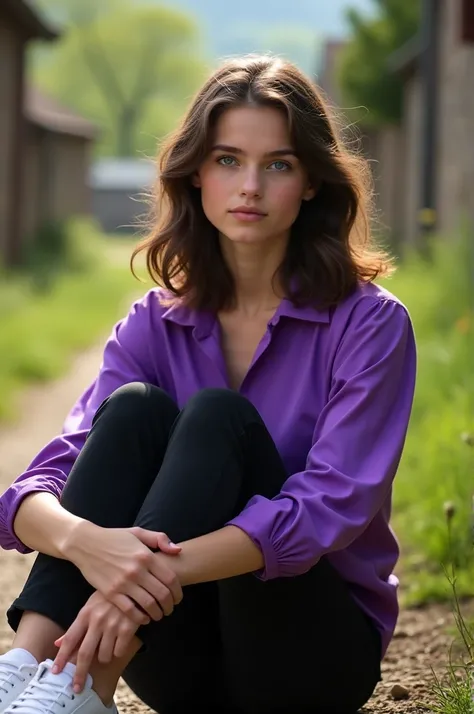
[
  {"left": 94, "top": 382, "right": 179, "bottom": 426},
  {"left": 182, "top": 388, "right": 261, "bottom": 428}
]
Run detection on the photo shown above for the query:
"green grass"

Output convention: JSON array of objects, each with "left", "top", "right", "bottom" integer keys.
[
  {"left": 0, "top": 220, "right": 146, "bottom": 423},
  {"left": 430, "top": 667, "right": 473, "bottom": 714},
  {"left": 380, "top": 226, "right": 473, "bottom": 605},
  {"left": 428, "top": 531, "right": 474, "bottom": 714}
]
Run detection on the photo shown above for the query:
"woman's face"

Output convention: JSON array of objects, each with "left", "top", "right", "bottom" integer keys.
[{"left": 193, "top": 105, "right": 315, "bottom": 248}]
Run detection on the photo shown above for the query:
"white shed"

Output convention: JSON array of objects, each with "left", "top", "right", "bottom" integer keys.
[{"left": 89, "top": 158, "right": 156, "bottom": 234}]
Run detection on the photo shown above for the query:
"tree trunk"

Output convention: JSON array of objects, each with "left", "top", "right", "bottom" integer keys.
[{"left": 116, "top": 105, "right": 136, "bottom": 157}]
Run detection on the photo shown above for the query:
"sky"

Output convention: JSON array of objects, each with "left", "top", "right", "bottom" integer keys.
[{"left": 170, "top": 0, "right": 375, "bottom": 76}]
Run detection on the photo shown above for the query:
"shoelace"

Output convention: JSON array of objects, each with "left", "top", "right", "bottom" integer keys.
[
  {"left": 0, "top": 662, "right": 27, "bottom": 697},
  {"left": 8, "top": 669, "right": 75, "bottom": 714}
]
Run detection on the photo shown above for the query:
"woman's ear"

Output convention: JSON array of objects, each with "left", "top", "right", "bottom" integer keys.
[
  {"left": 303, "top": 180, "right": 320, "bottom": 202},
  {"left": 192, "top": 172, "right": 201, "bottom": 188}
]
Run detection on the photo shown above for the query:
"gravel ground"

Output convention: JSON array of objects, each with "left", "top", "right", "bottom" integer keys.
[{"left": 0, "top": 342, "right": 470, "bottom": 713}]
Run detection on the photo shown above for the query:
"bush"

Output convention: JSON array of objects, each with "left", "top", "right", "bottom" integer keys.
[{"left": 20, "top": 216, "right": 105, "bottom": 292}]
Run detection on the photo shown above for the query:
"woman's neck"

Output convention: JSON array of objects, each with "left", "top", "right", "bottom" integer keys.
[{"left": 220, "top": 235, "right": 287, "bottom": 317}]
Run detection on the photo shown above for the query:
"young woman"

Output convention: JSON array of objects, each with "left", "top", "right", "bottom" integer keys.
[{"left": 0, "top": 55, "right": 416, "bottom": 714}]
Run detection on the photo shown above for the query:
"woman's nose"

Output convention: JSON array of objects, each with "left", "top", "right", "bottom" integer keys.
[{"left": 239, "top": 168, "right": 262, "bottom": 197}]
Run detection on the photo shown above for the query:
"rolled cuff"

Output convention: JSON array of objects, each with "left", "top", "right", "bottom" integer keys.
[
  {"left": 1, "top": 483, "right": 62, "bottom": 553},
  {"left": 226, "top": 500, "right": 282, "bottom": 581}
]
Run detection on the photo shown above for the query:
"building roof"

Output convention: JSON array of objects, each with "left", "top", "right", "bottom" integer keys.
[
  {"left": 2, "top": 0, "right": 58, "bottom": 41},
  {"left": 317, "top": 39, "right": 348, "bottom": 106},
  {"left": 25, "top": 86, "right": 98, "bottom": 140},
  {"left": 388, "top": 35, "right": 421, "bottom": 77},
  {"left": 90, "top": 159, "right": 157, "bottom": 191}
]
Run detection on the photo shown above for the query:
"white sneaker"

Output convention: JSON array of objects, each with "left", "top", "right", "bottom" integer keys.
[
  {"left": 4, "top": 660, "right": 117, "bottom": 714},
  {"left": 0, "top": 650, "right": 38, "bottom": 714}
]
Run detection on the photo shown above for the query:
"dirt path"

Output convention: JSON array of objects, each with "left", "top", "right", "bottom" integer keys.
[
  {"left": 0, "top": 342, "right": 152, "bottom": 714},
  {"left": 0, "top": 342, "right": 468, "bottom": 713}
]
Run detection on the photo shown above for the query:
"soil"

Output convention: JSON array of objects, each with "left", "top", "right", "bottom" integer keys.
[{"left": 0, "top": 342, "right": 471, "bottom": 714}]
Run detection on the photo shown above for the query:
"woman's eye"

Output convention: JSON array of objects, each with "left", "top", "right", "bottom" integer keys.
[
  {"left": 270, "top": 160, "right": 290, "bottom": 171},
  {"left": 218, "top": 156, "right": 237, "bottom": 167}
]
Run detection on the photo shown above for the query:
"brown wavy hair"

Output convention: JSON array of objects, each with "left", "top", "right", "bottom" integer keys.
[{"left": 131, "top": 54, "right": 394, "bottom": 310}]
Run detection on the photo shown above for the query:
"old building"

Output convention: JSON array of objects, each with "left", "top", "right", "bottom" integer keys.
[
  {"left": 0, "top": 0, "right": 55, "bottom": 266},
  {"left": 429, "top": 0, "right": 474, "bottom": 239},
  {"left": 390, "top": 0, "right": 474, "bottom": 245},
  {"left": 22, "top": 86, "right": 96, "bottom": 250},
  {"left": 319, "top": 0, "right": 474, "bottom": 247},
  {"left": 89, "top": 159, "right": 156, "bottom": 235},
  {"left": 0, "top": 0, "right": 96, "bottom": 268}
]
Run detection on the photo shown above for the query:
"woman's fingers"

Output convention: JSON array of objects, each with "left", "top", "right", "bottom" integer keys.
[
  {"left": 53, "top": 621, "right": 87, "bottom": 673},
  {"left": 141, "top": 573, "right": 175, "bottom": 616},
  {"left": 110, "top": 588, "right": 158, "bottom": 622},
  {"left": 155, "top": 532, "right": 181, "bottom": 555},
  {"left": 148, "top": 558, "right": 183, "bottom": 606},
  {"left": 123, "top": 583, "right": 163, "bottom": 621},
  {"left": 97, "top": 630, "right": 116, "bottom": 665},
  {"left": 114, "top": 621, "right": 138, "bottom": 659},
  {"left": 73, "top": 628, "right": 101, "bottom": 692},
  {"left": 111, "top": 593, "right": 151, "bottom": 626},
  {"left": 52, "top": 591, "right": 145, "bottom": 690},
  {"left": 130, "top": 528, "right": 181, "bottom": 554}
]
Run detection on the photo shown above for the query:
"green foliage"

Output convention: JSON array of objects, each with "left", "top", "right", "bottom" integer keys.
[
  {"left": 380, "top": 227, "right": 473, "bottom": 603},
  {"left": 338, "top": 0, "right": 421, "bottom": 125},
  {"left": 31, "top": 0, "right": 207, "bottom": 157},
  {"left": 19, "top": 217, "right": 104, "bottom": 293}
]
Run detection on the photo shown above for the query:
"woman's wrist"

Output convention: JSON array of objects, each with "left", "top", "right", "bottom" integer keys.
[
  {"left": 13, "top": 492, "right": 89, "bottom": 559},
  {"left": 61, "top": 519, "right": 100, "bottom": 562}
]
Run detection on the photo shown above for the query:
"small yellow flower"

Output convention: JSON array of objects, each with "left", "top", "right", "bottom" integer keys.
[{"left": 455, "top": 314, "right": 472, "bottom": 334}]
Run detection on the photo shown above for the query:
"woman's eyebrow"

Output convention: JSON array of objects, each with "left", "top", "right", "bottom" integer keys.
[{"left": 211, "top": 144, "right": 298, "bottom": 157}]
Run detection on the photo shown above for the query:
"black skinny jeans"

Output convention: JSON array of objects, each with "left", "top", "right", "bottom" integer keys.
[{"left": 8, "top": 384, "right": 382, "bottom": 714}]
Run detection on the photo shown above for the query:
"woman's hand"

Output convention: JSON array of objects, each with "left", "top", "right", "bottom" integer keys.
[
  {"left": 52, "top": 591, "right": 143, "bottom": 692},
  {"left": 66, "top": 524, "right": 183, "bottom": 621}
]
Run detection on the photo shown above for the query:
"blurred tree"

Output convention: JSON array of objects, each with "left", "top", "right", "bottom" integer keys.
[
  {"left": 337, "top": 0, "right": 421, "bottom": 125},
  {"left": 32, "top": 0, "right": 207, "bottom": 156},
  {"left": 34, "top": 0, "right": 125, "bottom": 27}
]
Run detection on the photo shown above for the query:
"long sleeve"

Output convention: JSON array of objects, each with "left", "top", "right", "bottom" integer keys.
[
  {"left": 227, "top": 297, "right": 417, "bottom": 580},
  {"left": 0, "top": 295, "right": 156, "bottom": 553}
]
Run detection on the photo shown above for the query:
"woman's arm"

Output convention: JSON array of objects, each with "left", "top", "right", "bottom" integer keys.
[{"left": 157, "top": 525, "right": 264, "bottom": 586}]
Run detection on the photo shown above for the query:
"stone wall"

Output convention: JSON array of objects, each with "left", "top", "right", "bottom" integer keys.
[
  {"left": 436, "top": 0, "right": 474, "bottom": 236},
  {"left": 364, "top": 0, "right": 474, "bottom": 245}
]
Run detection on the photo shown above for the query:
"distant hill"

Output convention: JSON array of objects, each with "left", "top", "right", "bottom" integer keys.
[{"left": 166, "top": 0, "right": 374, "bottom": 75}]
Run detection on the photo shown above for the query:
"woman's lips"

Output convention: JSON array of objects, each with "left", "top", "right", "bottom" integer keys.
[{"left": 229, "top": 210, "right": 266, "bottom": 222}]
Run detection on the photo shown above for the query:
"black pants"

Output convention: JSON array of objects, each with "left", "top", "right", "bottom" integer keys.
[{"left": 8, "top": 384, "right": 382, "bottom": 714}]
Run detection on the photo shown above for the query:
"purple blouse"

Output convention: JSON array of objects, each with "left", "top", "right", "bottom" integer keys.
[{"left": 0, "top": 280, "right": 416, "bottom": 656}]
